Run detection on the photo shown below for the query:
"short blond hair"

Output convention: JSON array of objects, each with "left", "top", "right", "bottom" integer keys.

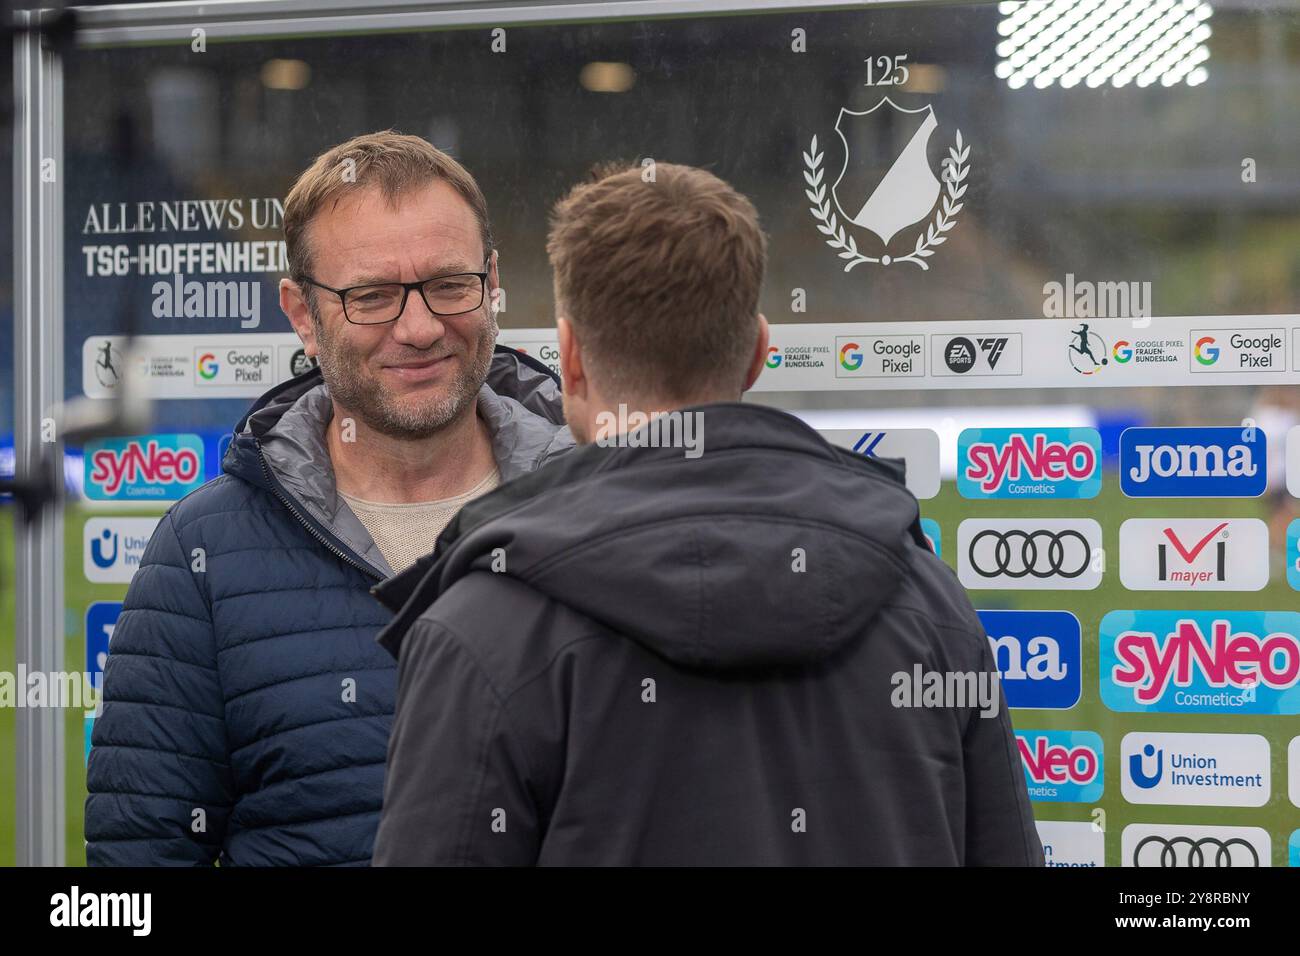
[
  {"left": 547, "top": 162, "right": 767, "bottom": 403},
  {"left": 284, "top": 130, "right": 492, "bottom": 285}
]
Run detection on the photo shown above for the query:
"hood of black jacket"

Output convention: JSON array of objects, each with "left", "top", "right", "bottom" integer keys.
[{"left": 374, "top": 402, "right": 925, "bottom": 671}]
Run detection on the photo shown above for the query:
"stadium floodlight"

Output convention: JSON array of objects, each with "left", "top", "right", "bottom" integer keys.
[{"left": 997, "top": 0, "right": 1212, "bottom": 90}]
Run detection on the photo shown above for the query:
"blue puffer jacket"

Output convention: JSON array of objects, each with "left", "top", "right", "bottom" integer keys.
[{"left": 85, "top": 346, "right": 571, "bottom": 866}]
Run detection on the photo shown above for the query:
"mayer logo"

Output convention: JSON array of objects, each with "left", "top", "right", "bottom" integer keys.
[
  {"left": 1121, "top": 732, "right": 1269, "bottom": 807},
  {"left": 84, "top": 434, "right": 204, "bottom": 501},
  {"left": 1100, "top": 609, "right": 1300, "bottom": 714},
  {"left": 1119, "top": 427, "right": 1265, "bottom": 498},
  {"left": 1119, "top": 518, "right": 1269, "bottom": 592},
  {"left": 980, "top": 609, "right": 1081, "bottom": 709},
  {"left": 1016, "top": 730, "right": 1104, "bottom": 803},
  {"left": 958, "top": 427, "right": 1102, "bottom": 499}
]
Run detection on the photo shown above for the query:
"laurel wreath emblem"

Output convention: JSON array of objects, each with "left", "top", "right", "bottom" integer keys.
[{"left": 803, "top": 130, "right": 969, "bottom": 272}]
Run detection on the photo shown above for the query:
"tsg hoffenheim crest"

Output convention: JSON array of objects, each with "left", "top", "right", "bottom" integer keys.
[{"left": 805, "top": 97, "right": 969, "bottom": 271}]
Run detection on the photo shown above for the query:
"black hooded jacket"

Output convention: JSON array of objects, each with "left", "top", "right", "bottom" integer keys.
[{"left": 371, "top": 403, "right": 1044, "bottom": 866}]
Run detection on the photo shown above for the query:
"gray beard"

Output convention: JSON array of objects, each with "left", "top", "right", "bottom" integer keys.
[{"left": 311, "top": 304, "right": 497, "bottom": 440}]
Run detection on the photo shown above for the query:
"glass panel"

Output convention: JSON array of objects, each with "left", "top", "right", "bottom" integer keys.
[{"left": 47, "top": 0, "right": 1300, "bottom": 866}]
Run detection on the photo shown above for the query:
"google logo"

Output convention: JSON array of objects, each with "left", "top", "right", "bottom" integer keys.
[
  {"left": 197, "top": 353, "right": 219, "bottom": 379},
  {"left": 765, "top": 347, "right": 782, "bottom": 369},
  {"left": 839, "top": 342, "right": 863, "bottom": 371},
  {"left": 1194, "top": 336, "right": 1219, "bottom": 366},
  {"left": 1112, "top": 340, "right": 1133, "bottom": 363}
]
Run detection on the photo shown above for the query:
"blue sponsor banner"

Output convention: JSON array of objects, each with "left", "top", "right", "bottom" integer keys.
[
  {"left": 1100, "top": 610, "right": 1300, "bottom": 714},
  {"left": 1119, "top": 426, "right": 1266, "bottom": 498},
  {"left": 979, "top": 609, "right": 1082, "bottom": 709},
  {"left": 83, "top": 433, "right": 205, "bottom": 501},
  {"left": 920, "top": 517, "right": 942, "bottom": 558},
  {"left": 1015, "top": 729, "right": 1105, "bottom": 803},
  {"left": 84, "top": 601, "right": 122, "bottom": 765},
  {"left": 957, "top": 427, "right": 1101, "bottom": 499},
  {"left": 1290, "top": 831, "right": 1300, "bottom": 867},
  {"left": 1287, "top": 520, "right": 1300, "bottom": 592}
]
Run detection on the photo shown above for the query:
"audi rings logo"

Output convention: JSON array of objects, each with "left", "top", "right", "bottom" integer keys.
[
  {"left": 1132, "top": 836, "right": 1260, "bottom": 868},
  {"left": 971, "top": 529, "right": 1090, "bottom": 578},
  {"left": 958, "top": 519, "right": 1103, "bottom": 590},
  {"left": 1122, "top": 825, "right": 1270, "bottom": 868}
]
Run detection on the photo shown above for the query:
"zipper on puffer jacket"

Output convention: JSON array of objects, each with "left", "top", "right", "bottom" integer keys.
[{"left": 254, "top": 437, "right": 383, "bottom": 581}]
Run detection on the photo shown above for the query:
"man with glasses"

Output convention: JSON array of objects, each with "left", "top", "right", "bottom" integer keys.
[{"left": 85, "top": 131, "right": 572, "bottom": 866}]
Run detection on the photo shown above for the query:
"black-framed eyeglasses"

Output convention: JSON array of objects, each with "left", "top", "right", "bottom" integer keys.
[{"left": 300, "top": 260, "right": 491, "bottom": 325}]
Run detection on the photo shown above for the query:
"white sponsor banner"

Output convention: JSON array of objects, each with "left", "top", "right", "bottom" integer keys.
[
  {"left": 1188, "top": 329, "right": 1287, "bottom": 373},
  {"left": 957, "top": 518, "right": 1102, "bottom": 590},
  {"left": 930, "top": 332, "right": 1023, "bottom": 377},
  {"left": 1118, "top": 518, "right": 1268, "bottom": 591},
  {"left": 84, "top": 516, "right": 161, "bottom": 583},
  {"left": 833, "top": 335, "right": 924, "bottom": 378},
  {"left": 84, "top": 334, "right": 312, "bottom": 399},
  {"left": 818, "top": 428, "right": 940, "bottom": 499},
  {"left": 1122, "top": 823, "right": 1271, "bottom": 867},
  {"left": 1288, "top": 737, "right": 1300, "bottom": 809},
  {"left": 503, "top": 332, "right": 563, "bottom": 380},
  {"left": 1121, "top": 732, "right": 1270, "bottom": 807},
  {"left": 501, "top": 316, "right": 1300, "bottom": 392},
  {"left": 1036, "top": 820, "right": 1104, "bottom": 868},
  {"left": 1289, "top": 426, "right": 1300, "bottom": 499}
]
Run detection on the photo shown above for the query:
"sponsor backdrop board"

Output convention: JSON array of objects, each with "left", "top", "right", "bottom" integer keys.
[{"left": 40, "top": 1, "right": 1300, "bottom": 872}]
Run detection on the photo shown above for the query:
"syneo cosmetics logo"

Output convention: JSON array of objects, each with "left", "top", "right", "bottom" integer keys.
[
  {"left": 920, "top": 517, "right": 942, "bottom": 557},
  {"left": 1288, "top": 520, "right": 1300, "bottom": 592},
  {"left": 980, "top": 609, "right": 1081, "bottom": 709},
  {"left": 1120, "top": 426, "right": 1265, "bottom": 498},
  {"left": 958, "top": 427, "right": 1101, "bottom": 499},
  {"left": 84, "top": 434, "right": 204, "bottom": 500},
  {"left": 1121, "top": 732, "right": 1269, "bottom": 807},
  {"left": 1016, "top": 730, "right": 1104, "bottom": 803},
  {"left": 1100, "top": 610, "right": 1300, "bottom": 714}
]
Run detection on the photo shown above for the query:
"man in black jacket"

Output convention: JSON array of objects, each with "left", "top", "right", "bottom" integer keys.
[{"left": 372, "top": 163, "right": 1043, "bottom": 866}]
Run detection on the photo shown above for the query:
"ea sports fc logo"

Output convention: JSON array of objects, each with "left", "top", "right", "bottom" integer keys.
[
  {"left": 1195, "top": 336, "right": 1220, "bottom": 366},
  {"left": 839, "top": 342, "right": 863, "bottom": 371},
  {"left": 197, "top": 352, "right": 219, "bottom": 379},
  {"left": 765, "top": 347, "right": 782, "bottom": 369},
  {"left": 1113, "top": 340, "right": 1133, "bottom": 363}
]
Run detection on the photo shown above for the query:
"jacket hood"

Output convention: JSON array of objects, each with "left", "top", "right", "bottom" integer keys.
[
  {"left": 375, "top": 403, "right": 926, "bottom": 671},
  {"left": 222, "top": 345, "right": 574, "bottom": 578}
]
